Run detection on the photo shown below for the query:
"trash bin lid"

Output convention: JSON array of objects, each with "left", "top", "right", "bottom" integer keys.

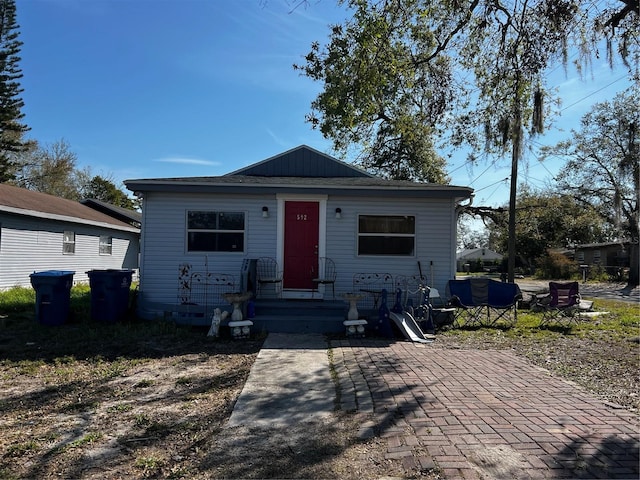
[
  {"left": 86, "top": 269, "right": 133, "bottom": 275},
  {"left": 30, "top": 270, "right": 75, "bottom": 277}
]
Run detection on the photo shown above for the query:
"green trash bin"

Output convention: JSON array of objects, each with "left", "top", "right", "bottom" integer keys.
[
  {"left": 29, "top": 270, "right": 75, "bottom": 326},
  {"left": 87, "top": 269, "right": 133, "bottom": 322}
]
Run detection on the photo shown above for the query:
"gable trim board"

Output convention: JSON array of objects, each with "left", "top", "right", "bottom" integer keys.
[{"left": 125, "top": 146, "right": 473, "bottom": 323}]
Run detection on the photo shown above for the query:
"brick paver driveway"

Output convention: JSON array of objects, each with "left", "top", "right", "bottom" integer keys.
[{"left": 332, "top": 339, "right": 639, "bottom": 479}]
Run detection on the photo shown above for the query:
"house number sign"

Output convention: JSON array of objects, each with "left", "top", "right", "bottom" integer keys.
[{"left": 296, "top": 214, "right": 308, "bottom": 221}]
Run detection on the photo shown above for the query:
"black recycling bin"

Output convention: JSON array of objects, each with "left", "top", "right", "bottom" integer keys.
[
  {"left": 29, "top": 270, "right": 75, "bottom": 326},
  {"left": 87, "top": 269, "right": 134, "bottom": 322}
]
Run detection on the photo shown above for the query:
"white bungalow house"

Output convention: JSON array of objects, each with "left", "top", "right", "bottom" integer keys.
[
  {"left": 456, "top": 247, "right": 504, "bottom": 272},
  {"left": 125, "top": 145, "right": 473, "bottom": 332},
  {"left": 0, "top": 183, "right": 140, "bottom": 290}
]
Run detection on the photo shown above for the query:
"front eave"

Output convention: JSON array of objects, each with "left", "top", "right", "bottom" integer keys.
[{"left": 125, "top": 176, "right": 473, "bottom": 201}]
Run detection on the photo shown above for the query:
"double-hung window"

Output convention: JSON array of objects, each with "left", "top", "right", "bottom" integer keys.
[
  {"left": 99, "top": 235, "right": 113, "bottom": 255},
  {"left": 187, "top": 211, "right": 245, "bottom": 253},
  {"left": 358, "top": 215, "right": 415, "bottom": 256},
  {"left": 63, "top": 231, "right": 75, "bottom": 254}
]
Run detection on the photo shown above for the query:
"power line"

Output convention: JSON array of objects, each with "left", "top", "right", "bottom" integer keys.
[
  {"left": 468, "top": 160, "right": 499, "bottom": 186},
  {"left": 473, "top": 177, "right": 509, "bottom": 193},
  {"left": 560, "top": 75, "right": 627, "bottom": 112}
]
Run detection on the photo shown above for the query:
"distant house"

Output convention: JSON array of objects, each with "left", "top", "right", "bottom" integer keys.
[
  {"left": 574, "top": 241, "right": 631, "bottom": 271},
  {"left": 125, "top": 145, "right": 473, "bottom": 325},
  {"left": 0, "top": 183, "right": 140, "bottom": 289},
  {"left": 457, "top": 248, "right": 503, "bottom": 272}
]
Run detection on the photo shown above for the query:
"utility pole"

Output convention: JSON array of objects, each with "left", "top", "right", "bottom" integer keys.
[{"left": 507, "top": 105, "right": 522, "bottom": 283}]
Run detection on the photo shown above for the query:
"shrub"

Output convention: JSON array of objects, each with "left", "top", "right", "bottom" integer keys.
[{"left": 536, "top": 250, "right": 578, "bottom": 279}]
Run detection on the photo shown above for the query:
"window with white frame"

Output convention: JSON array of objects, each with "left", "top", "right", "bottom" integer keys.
[
  {"left": 63, "top": 231, "right": 75, "bottom": 254},
  {"left": 99, "top": 235, "right": 113, "bottom": 255},
  {"left": 187, "top": 211, "right": 245, "bottom": 252},
  {"left": 357, "top": 215, "right": 415, "bottom": 256}
]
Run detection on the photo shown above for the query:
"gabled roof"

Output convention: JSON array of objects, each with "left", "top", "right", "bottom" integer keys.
[
  {"left": 575, "top": 240, "right": 631, "bottom": 249},
  {"left": 125, "top": 145, "right": 473, "bottom": 202},
  {"left": 226, "top": 145, "right": 372, "bottom": 178},
  {"left": 0, "top": 183, "right": 139, "bottom": 233},
  {"left": 81, "top": 198, "right": 142, "bottom": 226},
  {"left": 457, "top": 248, "right": 503, "bottom": 261}
]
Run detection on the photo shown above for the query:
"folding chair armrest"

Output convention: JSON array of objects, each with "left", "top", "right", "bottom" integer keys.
[
  {"left": 534, "top": 294, "right": 551, "bottom": 306},
  {"left": 447, "top": 295, "right": 463, "bottom": 308}
]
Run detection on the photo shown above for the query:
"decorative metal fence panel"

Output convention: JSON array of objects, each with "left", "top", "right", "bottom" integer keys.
[{"left": 177, "top": 263, "right": 236, "bottom": 319}]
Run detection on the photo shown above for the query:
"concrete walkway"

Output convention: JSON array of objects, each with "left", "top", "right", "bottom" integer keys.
[
  {"left": 228, "top": 334, "right": 639, "bottom": 479},
  {"left": 227, "top": 333, "right": 334, "bottom": 428}
]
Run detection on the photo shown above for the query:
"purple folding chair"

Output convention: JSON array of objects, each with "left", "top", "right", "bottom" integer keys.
[{"left": 537, "top": 281, "right": 582, "bottom": 326}]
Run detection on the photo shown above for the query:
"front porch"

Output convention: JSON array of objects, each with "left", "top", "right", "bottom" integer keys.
[
  {"left": 249, "top": 298, "right": 348, "bottom": 334},
  {"left": 150, "top": 296, "right": 347, "bottom": 331}
]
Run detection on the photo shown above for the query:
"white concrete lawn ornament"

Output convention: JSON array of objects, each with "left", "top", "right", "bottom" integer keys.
[{"left": 207, "top": 308, "right": 228, "bottom": 337}]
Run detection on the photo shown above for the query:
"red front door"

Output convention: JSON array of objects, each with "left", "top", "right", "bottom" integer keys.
[{"left": 283, "top": 201, "right": 319, "bottom": 289}]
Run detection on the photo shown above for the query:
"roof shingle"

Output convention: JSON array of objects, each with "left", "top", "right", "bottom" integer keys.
[{"left": 0, "top": 183, "right": 139, "bottom": 231}]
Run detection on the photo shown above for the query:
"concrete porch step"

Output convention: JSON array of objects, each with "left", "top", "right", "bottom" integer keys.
[
  {"left": 253, "top": 299, "right": 347, "bottom": 317},
  {"left": 250, "top": 315, "right": 346, "bottom": 334},
  {"left": 250, "top": 299, "right": 347, "bottom": 334}
]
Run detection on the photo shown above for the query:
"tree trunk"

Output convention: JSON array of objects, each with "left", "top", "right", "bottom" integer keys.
[{"left": 628, "top": 242, "right": 639, "bottom": 287}]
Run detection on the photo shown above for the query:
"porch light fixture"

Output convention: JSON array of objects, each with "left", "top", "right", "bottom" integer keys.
[
  {"left": 335, "top": 208, "right": 342, "bottom": 219},
  {"left": 262, "top": 206, "right": 269, "bottom": 218}
]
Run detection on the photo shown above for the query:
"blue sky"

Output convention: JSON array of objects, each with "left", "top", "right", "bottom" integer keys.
[{"left": 18, "top": 0, "right": 631, "bottom": 209}]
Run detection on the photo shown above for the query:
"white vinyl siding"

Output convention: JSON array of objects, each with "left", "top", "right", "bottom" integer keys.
[
  {"left": 0, "top": 213, "right": 139, "bottom": 290},
  {"left": 137, "top": 192, "right": 457, "bottom": 311},
  {"left": 138, "top": 193, "right": 279, "bottom": 307},
  {"left": 324, "top": 196, "right": 455, "bottom": 297}
]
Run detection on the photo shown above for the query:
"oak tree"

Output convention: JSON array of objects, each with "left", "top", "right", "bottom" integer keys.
[
  {"left": 296, "top": 0, "right": 637, "bottom": 281},
  {"left": 543, "top": 89, "right": 639, "bottom": 285}
]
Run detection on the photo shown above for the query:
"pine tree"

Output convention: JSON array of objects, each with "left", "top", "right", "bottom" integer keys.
[{"left": 0, "top": 0, "right": 28, "bottom": 181}]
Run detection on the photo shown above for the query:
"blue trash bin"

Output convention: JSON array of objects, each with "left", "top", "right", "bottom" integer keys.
[
  {"left": 29, "top": 270, "right": 75, "bottom": 326},
  {"left": 87, "top": 269, "right": 133, "bottom": 322}
]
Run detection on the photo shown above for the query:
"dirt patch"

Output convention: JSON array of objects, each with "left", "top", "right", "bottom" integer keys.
[
  {"left": 208, "top": 416, "right": 407, "bottom": 479},
  {"left": 0, "top": 320, "right": 409, "bottom": 479},
  {"left": 468, "top": 445, "right": 531, "bottom": 479}
]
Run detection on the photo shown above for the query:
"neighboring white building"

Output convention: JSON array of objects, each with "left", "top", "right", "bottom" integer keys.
[
  {"left": 126, "top": 145, "right": 473, "bottom": 326},
  {"left": 0, "top": 183, "right": 140, "bottom": 289},
  {"left": 457, "top": 248, "right": 503, "bottom": 271}
]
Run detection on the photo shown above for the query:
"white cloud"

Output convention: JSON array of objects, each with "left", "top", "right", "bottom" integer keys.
[
  {"left": 154, "top": 157, "right": 221, "bottom": 167},
  {"left": 265, "top": 128, "right": 290, "bottom": 148}
]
